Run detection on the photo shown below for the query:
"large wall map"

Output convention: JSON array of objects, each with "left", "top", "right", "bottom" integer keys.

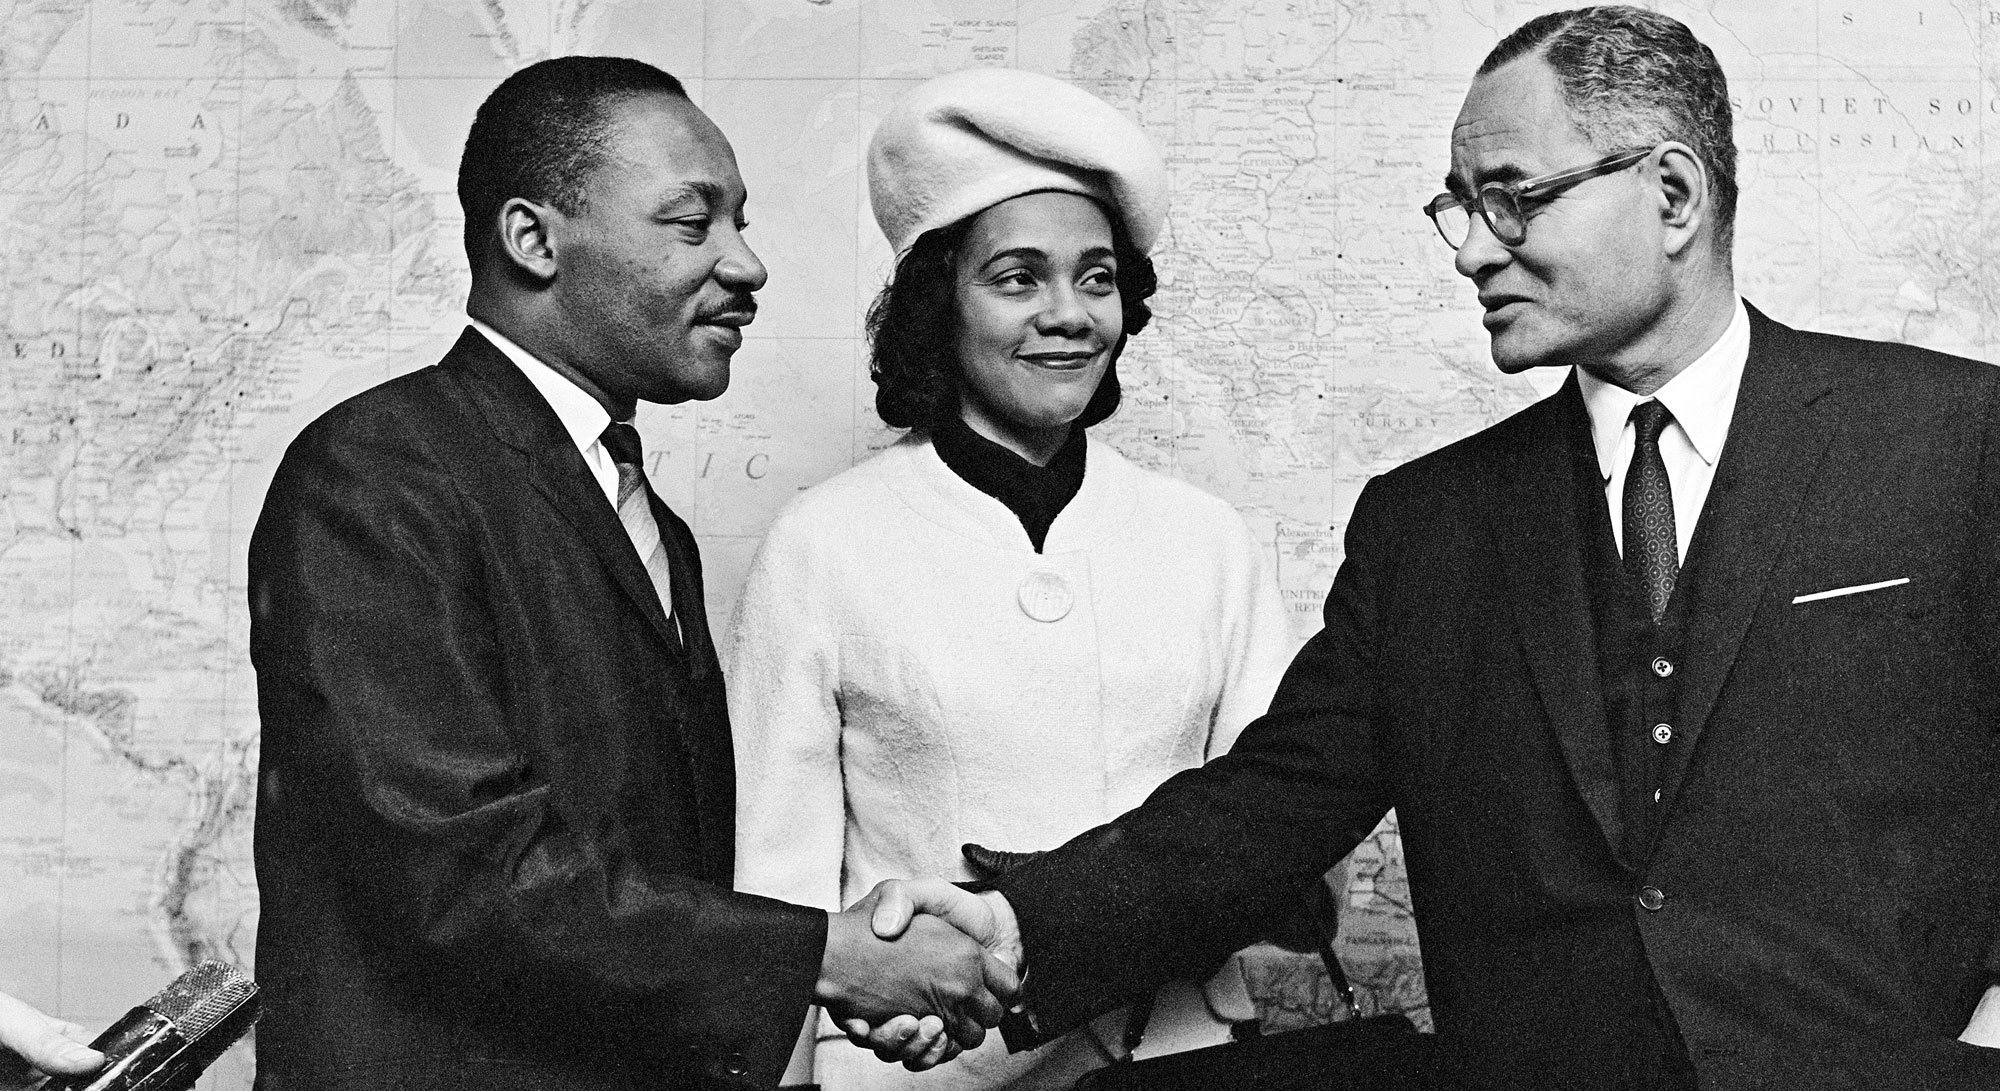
[{"left": 4, "top": 1, "right": 1997, "bottom": 1084}]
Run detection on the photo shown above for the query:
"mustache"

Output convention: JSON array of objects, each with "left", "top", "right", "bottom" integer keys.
[{"left": 696, "top": 296, "right": 758, "bottom": 323}]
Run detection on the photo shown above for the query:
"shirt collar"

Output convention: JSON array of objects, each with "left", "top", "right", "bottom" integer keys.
[
  {"left": 467, "top": 317, "right": 617, "bottom": 449},
  {"left": 1576, "top": 296, "right": 1750, "bottom": 480}
]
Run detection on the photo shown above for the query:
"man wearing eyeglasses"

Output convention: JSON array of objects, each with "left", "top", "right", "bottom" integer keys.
[{"left": 857, "top": 6, "right": 2000, "bottom": 1089}]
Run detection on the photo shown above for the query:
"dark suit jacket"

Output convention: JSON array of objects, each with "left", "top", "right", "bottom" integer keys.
[
  {"left": 995, "top": 306, "right": 2000, "bottom": 1089},
  {"left": 248, "top": 329, "right": 825, "bottom": 1091}
]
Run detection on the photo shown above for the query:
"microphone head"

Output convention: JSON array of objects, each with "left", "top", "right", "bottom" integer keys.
[
  {"left": 142, "top": 961, "right": 257, "bottom": 1040},
  {"left": 54, "top": 961, "right": 259, "bottom": 1091}
]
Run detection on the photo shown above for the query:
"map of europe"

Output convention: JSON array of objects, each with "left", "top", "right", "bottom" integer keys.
[{"left": 4, "top": 1, "right": 1998, "bottom": 1085}]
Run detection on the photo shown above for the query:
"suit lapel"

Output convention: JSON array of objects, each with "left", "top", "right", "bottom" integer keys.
[
  {"left": 442, "top": 328, "right": 691, "bottom": 664},
  {"left": 1660, "top": 306, "right": 1838, "bottom": 798},
  {"left": 1490, "top": 376, "right": 1627, "bottom": 860}
]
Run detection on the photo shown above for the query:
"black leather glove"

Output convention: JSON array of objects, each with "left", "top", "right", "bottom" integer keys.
[{"left": 960, "top": 843, "right": 1046, "bottom": 880}]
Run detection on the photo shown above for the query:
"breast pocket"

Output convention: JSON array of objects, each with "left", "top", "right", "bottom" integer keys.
[
  {"left": 1787, "top": 569, "right": 1977, "bottom": 751},
  {"left": 1788, "top": 568, "right": 1940, "bottom": 625},
  {"left": 1789, "top": 575, "right": 1914, "bottom": 608}
]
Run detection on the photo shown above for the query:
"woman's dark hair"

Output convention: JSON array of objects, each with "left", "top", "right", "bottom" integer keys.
[{"left": 866, "top": 196, "right": 1159, "bottom": 432}]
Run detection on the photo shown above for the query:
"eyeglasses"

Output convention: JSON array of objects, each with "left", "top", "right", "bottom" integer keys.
[{"left": 1423, "top": 147, "right": 1653, "bottom": 249}]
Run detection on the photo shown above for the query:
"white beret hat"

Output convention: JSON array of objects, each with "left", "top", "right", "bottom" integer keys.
[{"left": 867, "top": 68, "right": 1168, "bottom": 256}]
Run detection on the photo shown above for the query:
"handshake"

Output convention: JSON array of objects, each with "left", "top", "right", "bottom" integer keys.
[{"left": 815, "top": 879, "right": 1026, "bottom": 1071}]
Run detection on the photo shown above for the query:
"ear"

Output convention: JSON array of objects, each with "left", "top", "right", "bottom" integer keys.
[
  {"left": 497, "top": 197, "right": 561, "bottom": 283},
  {"left": 1652, "top": 142, "right": 1709, "bottom": 259}
]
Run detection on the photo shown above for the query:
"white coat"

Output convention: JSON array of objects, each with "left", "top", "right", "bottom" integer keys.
[{"left": 729, "top": 433, "right": 1296, "bottom": 1090}]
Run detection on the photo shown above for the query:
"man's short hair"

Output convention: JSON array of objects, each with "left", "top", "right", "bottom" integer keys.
[
  {"left": 1480, "top": 5, "right": 1738, "bottom": 253},
  {"left": 458, "top": 56, "right": 687, "bottom": 267}
]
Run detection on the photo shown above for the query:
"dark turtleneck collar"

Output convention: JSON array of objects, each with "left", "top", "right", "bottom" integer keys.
[{"left": 930, "top": 412, "right": 1087, "bottom": 553}]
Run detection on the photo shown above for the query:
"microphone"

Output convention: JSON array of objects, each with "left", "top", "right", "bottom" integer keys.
[{"left": 50, "top": 961, "right": 258, "bottom": 1091}]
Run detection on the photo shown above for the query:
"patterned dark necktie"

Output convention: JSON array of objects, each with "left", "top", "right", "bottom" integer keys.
[
  {"left": 599, "top": 422, "right": 681, "bottom": 645},
  {"left": 1622, "top": 399, "right": 1678, "bottom": 623}
]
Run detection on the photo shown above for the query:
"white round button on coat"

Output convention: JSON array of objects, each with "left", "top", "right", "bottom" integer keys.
[{"left": 1017, "top": 571, "right": 1074, "bottom": 622}]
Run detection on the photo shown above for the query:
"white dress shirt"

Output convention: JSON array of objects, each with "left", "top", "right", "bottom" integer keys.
[
  {"left": 1577, "top": 298, "right": 1751, "bottom": 563},
  {"left": 469, "top": 318, "right": 619, "bottom": 504},
  {"left": 467, "top": 319, "right": 666, "bottom": 589}
]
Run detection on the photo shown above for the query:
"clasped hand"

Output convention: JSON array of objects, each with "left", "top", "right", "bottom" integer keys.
[{"left": 815, "top": 879, "right": 1024, "bottom": 1070}]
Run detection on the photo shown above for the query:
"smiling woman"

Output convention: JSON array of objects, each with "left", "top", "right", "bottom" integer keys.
[
  {"left": 952, "top": 192, "right": 1126, "bottom": 465},
  {"left": 726, "top": 68, "right": 1299, "bottom": 1091},
  {"left": 863, "top": 187, "right": 1159, "bottom": 481}
]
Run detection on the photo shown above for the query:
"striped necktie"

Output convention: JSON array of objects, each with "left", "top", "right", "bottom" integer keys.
[
  {"left": 599, "top": 422, "right": 682, "bottom": 647},
  {"left": 1622, "top": 399, "right": 1678, "bottom": 623}
]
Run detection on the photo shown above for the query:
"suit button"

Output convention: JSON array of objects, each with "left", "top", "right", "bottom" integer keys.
[
  {"left": 1637, "top": 886, "right": 1667, "bottom": 911},
  {"left": 724, "top": 1052, "right": 749, "bottom": 1076},
  {"left": 1651, "top": 657, "right": 1674, "bottom": 677},
  {"left": 1651, "top": 723, "right": 1673, "bottom": 744}
]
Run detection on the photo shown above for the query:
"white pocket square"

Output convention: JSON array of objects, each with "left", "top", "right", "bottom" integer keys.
[{"left": 1791, "top": 577, "right": 1910, "bottom": 605}]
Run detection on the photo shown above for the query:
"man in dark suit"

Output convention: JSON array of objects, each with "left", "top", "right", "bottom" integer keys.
[
  {"left": 866, "top": 7, "right": 2000, "bottom": 1088},
  {"left": 249, "top": 57, "right": 1011, "bottom": 1091}
]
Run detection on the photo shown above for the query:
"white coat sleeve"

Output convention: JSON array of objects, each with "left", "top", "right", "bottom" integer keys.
[
  {"left": 727, "top": 506, "right": 848, "bottom": 915},
  {"left": 1205, "top": 511, "right": 1299, "bottom": 761}
]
